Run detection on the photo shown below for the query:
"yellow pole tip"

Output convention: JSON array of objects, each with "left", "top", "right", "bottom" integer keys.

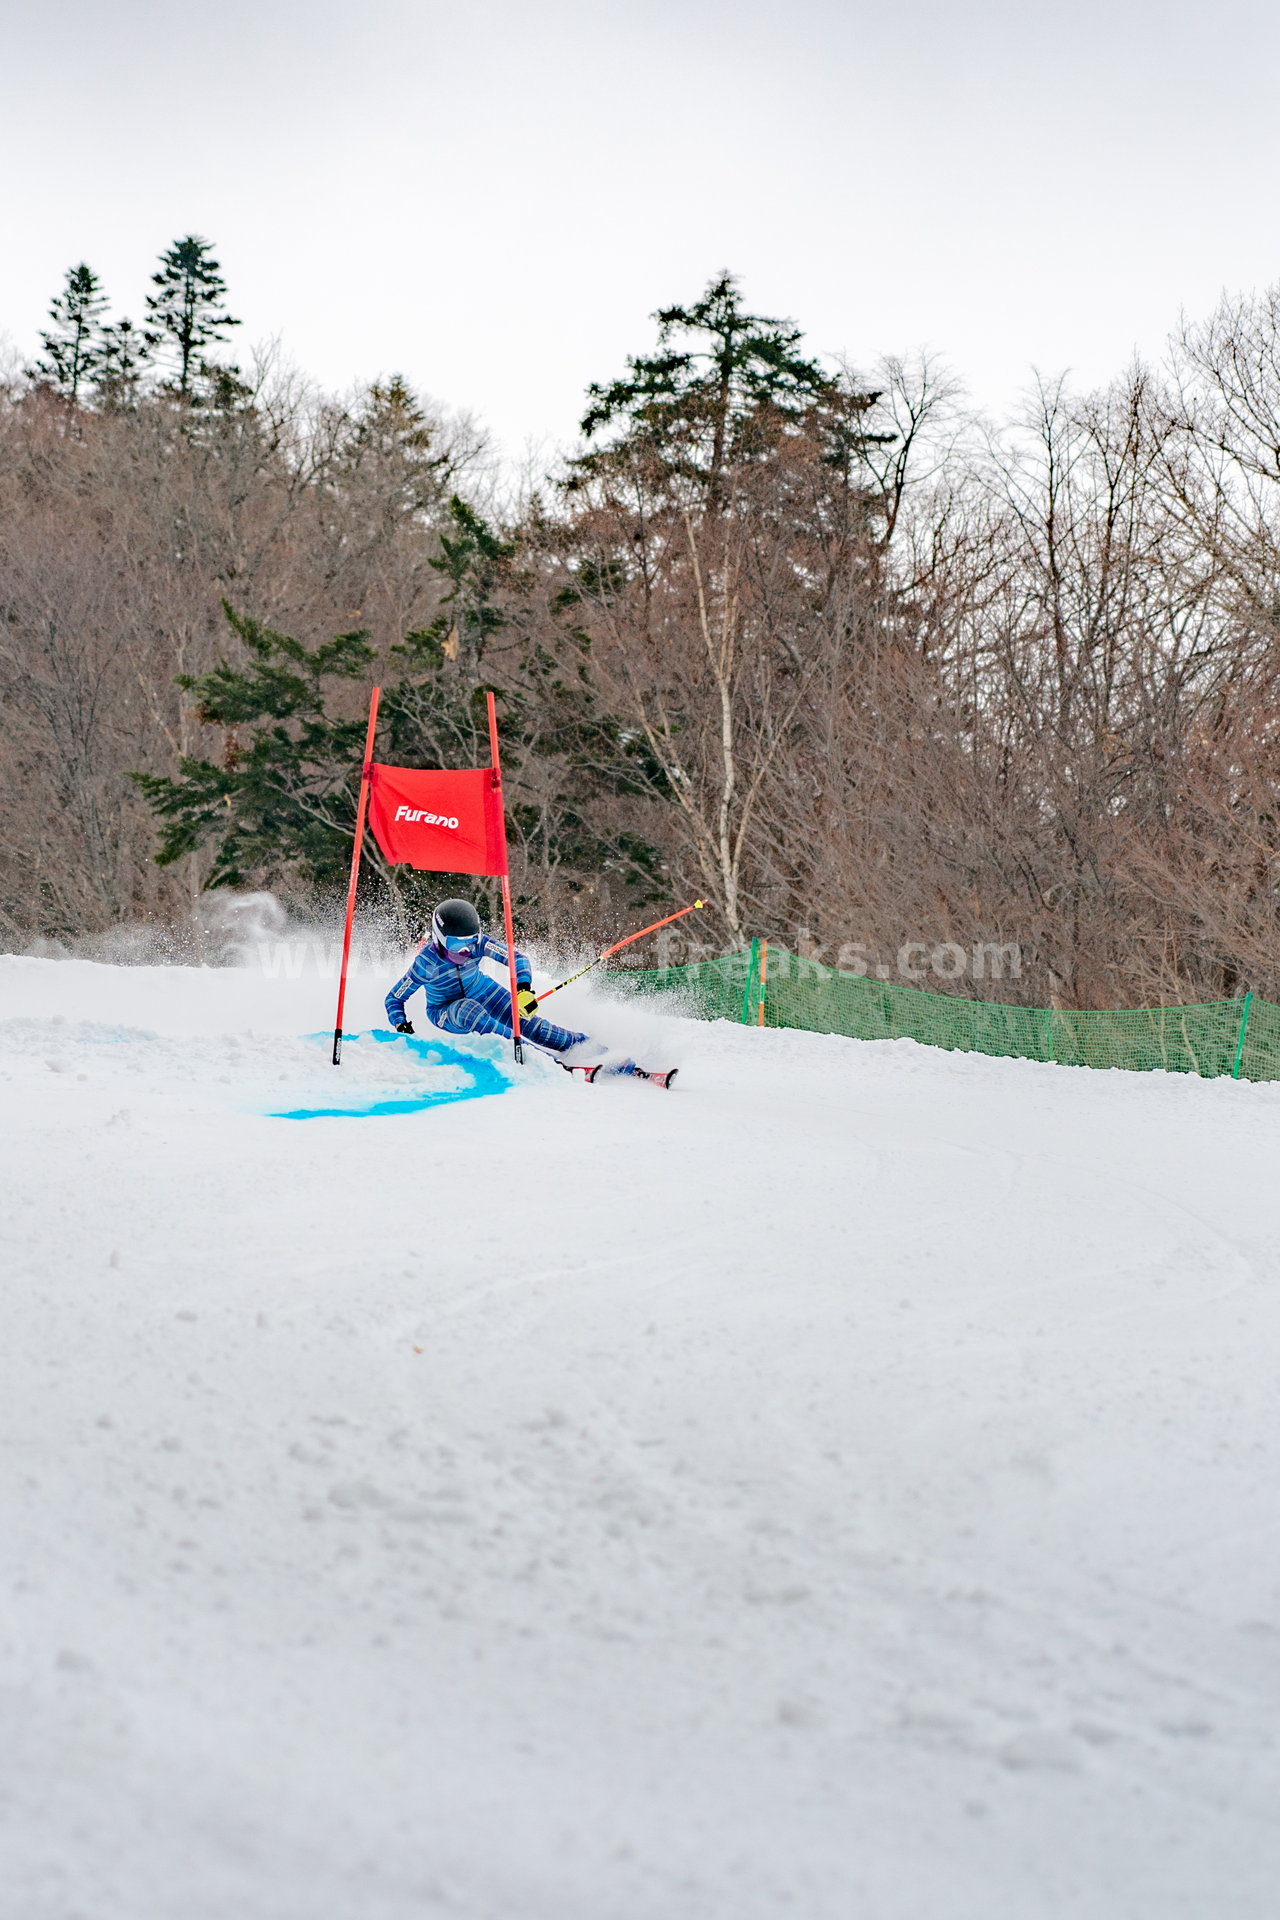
[{"left": 695, "top": 899, "right": 705, "bottom": 908}]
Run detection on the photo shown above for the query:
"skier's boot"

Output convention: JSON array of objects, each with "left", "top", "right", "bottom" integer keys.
[{"left": 560, "top": 1044, "right": 635, "bottom": 1081}]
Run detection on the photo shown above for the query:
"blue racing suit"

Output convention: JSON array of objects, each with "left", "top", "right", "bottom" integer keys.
[{"left": 385, "top": 935, "right": 586, "bottom": 1055}]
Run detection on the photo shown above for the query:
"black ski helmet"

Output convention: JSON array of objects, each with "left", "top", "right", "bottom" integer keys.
[{"left": 431, "top": 897, "right": 482, "bottom": 957}]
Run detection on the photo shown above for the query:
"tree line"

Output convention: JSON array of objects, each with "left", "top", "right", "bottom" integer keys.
[{"left": 6, "top": 245, "right": 1280, "bottom": 1007}]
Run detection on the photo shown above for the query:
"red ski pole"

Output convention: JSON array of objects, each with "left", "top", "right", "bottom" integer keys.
[{"left": 535, "top": 900, "right": 705, "bottom": 1005}]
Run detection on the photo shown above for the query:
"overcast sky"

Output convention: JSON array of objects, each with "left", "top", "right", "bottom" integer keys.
[{"left": 3, "top": 0, "right": 1278, "bottom": 464}]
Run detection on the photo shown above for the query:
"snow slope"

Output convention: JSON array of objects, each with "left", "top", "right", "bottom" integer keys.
[{"left": 4, "top": 951, "right": 1280, "bottom": 1919}]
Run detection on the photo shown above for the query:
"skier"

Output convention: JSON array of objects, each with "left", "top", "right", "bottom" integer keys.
[{"left": 385, "top": 898, "right": 676, "bottom": 1085}]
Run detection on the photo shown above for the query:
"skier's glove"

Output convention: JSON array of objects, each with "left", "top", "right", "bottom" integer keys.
[
  {"left": 394, "top": 1020, "right": 415, "bottom": 1035},
  {"left": 516, "top": 986, "right": 539, "bottom": 1021}
]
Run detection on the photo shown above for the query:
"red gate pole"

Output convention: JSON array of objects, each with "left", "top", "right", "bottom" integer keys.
[
  {"left": 486, "top": 691, "right": 523, "bottom": 1066},
  {"left": 332, "top": 685, "right": 381, "bottom": 1066}
]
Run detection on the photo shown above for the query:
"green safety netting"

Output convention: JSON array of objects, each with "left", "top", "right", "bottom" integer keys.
[{"left": 612, "top": 941, "right": 1280, "bottom": 1081}]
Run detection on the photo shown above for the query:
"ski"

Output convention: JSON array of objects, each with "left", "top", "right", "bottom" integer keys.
[
  {"left": 633, "top": 1067, "right": 678, "bottom": 1089},
  {"left": 559, "top": 1061, "right": 677, "bottom": 1088}
]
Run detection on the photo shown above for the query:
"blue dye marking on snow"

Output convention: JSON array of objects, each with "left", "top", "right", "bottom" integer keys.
[{"left": 271, "top": 1031, "right": 514, "bottom": 1120}]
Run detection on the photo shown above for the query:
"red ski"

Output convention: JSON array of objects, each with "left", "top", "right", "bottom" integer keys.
[{"left": 559, "top": 1061, "right": 678, "bottom": 1088}]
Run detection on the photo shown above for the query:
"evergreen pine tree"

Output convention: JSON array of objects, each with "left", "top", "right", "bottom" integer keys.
[
  {"left": 576, "top": 272, "right": 839, "bottom": 500},
  {"left": 145, "top": 235, "right": 240, "bottom": 396},
  {"left": 94, "top": 317, "right": 154, "bottom": 410},
  {"left": 30, "top": 263, "right": 107, "bottom": 400},
  {"left": 130, "top": 605, "right": 377, "bottom": 889},
  {"left": 340, "top": 377, "right": 452, "bottom": 521},
  {"left": 427, "top": 494, "right": 514, "bottom": 674}
]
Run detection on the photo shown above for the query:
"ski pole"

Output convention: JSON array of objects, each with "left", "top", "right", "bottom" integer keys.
[{"left": 535, "top": 901, "right": 705, "bottom": 1005}]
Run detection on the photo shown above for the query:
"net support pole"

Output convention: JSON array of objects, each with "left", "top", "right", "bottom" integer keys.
[
  {"left": 486, "top": 691, "right": 523, "bottom": 1066},
  {"left": 757, "top": 938, "right": 769, "bottom": 1027},
  {"left": 741, "top": 936, "right": 759, "bottom": 1024},
  {"left": 1233, "top": 990, "right": 1252, "bottom": 1080},
  {"left": 332, "top": 684, "right": 381, "bottom": 1066}
]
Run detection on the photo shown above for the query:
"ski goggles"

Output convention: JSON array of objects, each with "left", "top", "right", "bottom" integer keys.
[{"left": 440, "top": 933, "right": 479, "bottom": 957}]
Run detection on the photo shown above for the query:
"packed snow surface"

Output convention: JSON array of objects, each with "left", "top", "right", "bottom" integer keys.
[{"left": 4, "top": 951, "right": 1280, "bottom": 1918}]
